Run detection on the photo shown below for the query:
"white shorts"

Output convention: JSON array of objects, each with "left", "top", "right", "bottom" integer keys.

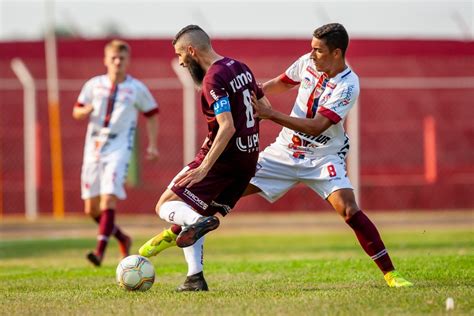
[
  {"left": 250, "top": 144, "right": 353, "bottom": 202},
  {"left": 80, "top": 157, "right": 129, "bottom": 200}
]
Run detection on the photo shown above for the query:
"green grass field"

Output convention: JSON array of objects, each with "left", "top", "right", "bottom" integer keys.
[{"left": 0, "top": 214, "right": 473, "bottom": 315}]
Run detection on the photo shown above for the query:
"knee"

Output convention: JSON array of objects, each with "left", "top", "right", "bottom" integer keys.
[
  {"left": 84, "top": 201, "right": 100, "bottom": 218},
  {"left": 155, "top": 190, "right": 178, "bottom": 218},
  {"left": 329, "top": 190, "right": 359, "bottom": 221},
  {"left": 84, "top": 206, "right": 100, "bottom": 218},
  {"left": 155, "top": 201, "right": 163, "bottom": 217},
  {"left": 155, "top": 196, "right": 171, "bottom": 220},
  {"left": 343, "top": 206, "right": 359, "bottom": 221},
  {"left": 334, "top": 200, "right": 359, "bottom": 221},
  {"left": 100, "top": 195, "right": 117, "bottom": 210},
  {"left": 84, "top": 207, "right": 92, "bottom": 216}
]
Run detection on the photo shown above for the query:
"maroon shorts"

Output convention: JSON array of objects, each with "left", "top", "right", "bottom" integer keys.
[{"left": 170, "top": 158, "right": 256, "bottom": 216}]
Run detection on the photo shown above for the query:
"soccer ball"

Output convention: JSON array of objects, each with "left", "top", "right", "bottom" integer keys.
[{"left": 116, "top": 255, "right": 155, "bottom": 291}]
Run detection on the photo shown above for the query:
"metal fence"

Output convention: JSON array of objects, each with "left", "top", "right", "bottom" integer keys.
[{"left": 0, "top": 38, "right": 473, "bottom": 217}]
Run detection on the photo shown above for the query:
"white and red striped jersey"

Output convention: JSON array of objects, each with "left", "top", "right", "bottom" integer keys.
[
  {"left": 77, "top": 74, "right": 157, "bottom": 162},
  {"left": 273, "top": 53, "right": 360, "bottom": 159}
]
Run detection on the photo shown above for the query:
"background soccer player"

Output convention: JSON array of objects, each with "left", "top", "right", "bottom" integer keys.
[
  {"left": 73, "top": 39, "right": 159, "bottom": 267},
  {"left": 139, "top": 25, "right": 264, "bottom": 291},
  {"left": 246, "top": 23, "right": 412, "bottom": 288}
]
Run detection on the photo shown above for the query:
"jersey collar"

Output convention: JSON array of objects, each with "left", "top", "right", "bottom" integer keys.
[{"left": 332, "top": 67, "right": 352, "bottom": 81}]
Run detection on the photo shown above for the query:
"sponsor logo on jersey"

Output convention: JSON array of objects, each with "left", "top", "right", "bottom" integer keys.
[
  {"left": 169, "top": 211, "right": 175, "bottom": 222},
  {"left": 210, "top": 89, "right": 219, "bottom": 101},
  {"left": 327, "top": 81, "right": 337, "bottom": 89},
  {"left": 319, "top": 92, "right": 332, "bottom": 105},
  {"left": 230, "top": 71, "right": 254, "bottom": 93},
  {"left": 183, "top": 188, "right": 209, "bottom": 210},
  {"left": 291, "top": 131, "right": 332, "bottom": 147},
  {"left": 236, "top": 132, "right": 259, "bottom": 153},
  {"left": 226, "top": 59, "right": 235, "bottom": 67},
  {"left": 213, "top": 97, "right": 231, "bottom": 114},
  {"left": 306, "top": 66, "right": 318, "bottom": 78},
  {"left": 336, "top": 84, "right": 355, "bottom": 108},
  {"left": 292, "top": 134, "right": 302, "bottom": 146}
]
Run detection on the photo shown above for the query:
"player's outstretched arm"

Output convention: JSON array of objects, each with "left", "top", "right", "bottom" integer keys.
[
  {"left": 262, "top": 76, "right": 297, "bottom": 95},
  {"left": 251, "top": 93, "right": 332, "bottom": 137},
  {"left": 72, "top": 104, "right": 93, "bottom": 120}
]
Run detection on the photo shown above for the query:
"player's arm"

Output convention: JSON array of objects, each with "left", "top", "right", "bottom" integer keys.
[
  {"left": 72, "top": 103, "right": 93, "bottom": 120},
  {"left": 176, "top": 98, "right": 235, "bottom": 188},
  {"left": 263, "top": 75, "right": 298, "bottom": 95},
  {"left": 251, "top": 94, "right": 333, "bottom": 137},
  {"left": 197, "top": 111, "right": 235, "bottom": 173},
  {"left": 145, "top": 114, "right": 159, "bottom": 160}
]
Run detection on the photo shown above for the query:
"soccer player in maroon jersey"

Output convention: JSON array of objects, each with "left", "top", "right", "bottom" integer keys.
[{"left": 139, "top": 25, "right": 265, "bottom": 291}]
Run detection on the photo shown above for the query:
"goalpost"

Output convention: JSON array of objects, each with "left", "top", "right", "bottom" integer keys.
[
  {"left": 171, "top": 59, "right": 197, "bottom": 165},
  {"left": 11, "top": 59, "right": 38, "bottom": 221}
]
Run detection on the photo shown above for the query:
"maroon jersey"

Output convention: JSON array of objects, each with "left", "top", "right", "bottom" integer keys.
[
  {"left": 196, "top": 57, "right": 263, "bottom": 167},
  {"left": 171, "top": 57, "right": 264, "bottom": 216}
]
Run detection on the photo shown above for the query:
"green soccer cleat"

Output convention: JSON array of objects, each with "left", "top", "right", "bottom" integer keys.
[
  {"left": 139, "top": 228, "right": 177, "bottom": 257},
  {"left": 384, "top": 270, "right": 413, "bottom": 288}
]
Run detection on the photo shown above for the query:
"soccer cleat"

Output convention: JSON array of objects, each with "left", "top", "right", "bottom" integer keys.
[
  {"left": 176, "top": 271, "right": 209, "bottom": 292},
  {"left": 176, "top": 216, "right": 220, "bottom": 248},
  {"left": 119, "top": 235, "right": 132, "bottom": 258},
  {"left": 86, "top": 251, "right": 102, "bottom": 267},
  {"left": 139, "top": 228, "right": 177, "bottom": 257},
  {"left": 384, "top": 270, "right": 413, "bottom": 288}
]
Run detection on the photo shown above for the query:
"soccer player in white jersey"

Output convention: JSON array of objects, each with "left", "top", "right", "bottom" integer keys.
[
  {"left": 246, "top": 23, "right": 413, "bottom": 288},
  {"left": 73, "top": 40, "right": 159, "bottom": 267}
]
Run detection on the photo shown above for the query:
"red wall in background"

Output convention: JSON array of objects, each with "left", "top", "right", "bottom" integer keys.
[{"left": 0, "top": 38, "right": 473, "bottom": 215}]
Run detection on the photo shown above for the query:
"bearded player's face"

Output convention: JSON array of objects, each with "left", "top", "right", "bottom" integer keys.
[
  {"left": 175, "top": 43, "right": 206, "bottom": 86},
  {"left": 185, "top": 54, "right": 205, "bottom": 86}
]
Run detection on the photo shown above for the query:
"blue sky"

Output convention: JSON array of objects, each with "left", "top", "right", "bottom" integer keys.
[{"left": 0, "top": 0, "right": 472, "bottom": 40}]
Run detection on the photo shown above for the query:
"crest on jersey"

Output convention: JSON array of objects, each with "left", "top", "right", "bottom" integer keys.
[{"left": 302, "top": 76, "right": 313, "bottom": 89}]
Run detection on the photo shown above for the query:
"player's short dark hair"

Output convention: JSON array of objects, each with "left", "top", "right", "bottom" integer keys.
[
  {"left": 313, "top": 23, "right": 349, "bottom": 57},
  {"left": 172, "top": 24, "right": 211, "bottom": 50},
  {"left": 104, "top": 39, "right": 130, "bottom": 54}
]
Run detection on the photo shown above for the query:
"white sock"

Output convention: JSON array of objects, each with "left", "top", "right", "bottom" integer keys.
[
  {"left": 183, "top": 236, "right": 204, "bottom": 276},
  {"left": 159, "top": 200, "right": 201, "bottom": 226}
]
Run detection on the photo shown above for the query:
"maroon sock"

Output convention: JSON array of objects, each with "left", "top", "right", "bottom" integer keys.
[
  {"left": 95, "top": 209, "right": 115, "bottom": 258},
  {"left": 170, "top": 224, "right": 182, "bottom": 235},
  {"left": 93, "top": 214, "right": 128, "bottom": 243},
  {"left": 346, "top": 211, "right": 395, "bottom": 274}
]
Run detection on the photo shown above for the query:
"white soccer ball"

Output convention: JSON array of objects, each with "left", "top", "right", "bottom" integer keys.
[{"left": 116, "top": 255, "right": 155, "bottom": 291}]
